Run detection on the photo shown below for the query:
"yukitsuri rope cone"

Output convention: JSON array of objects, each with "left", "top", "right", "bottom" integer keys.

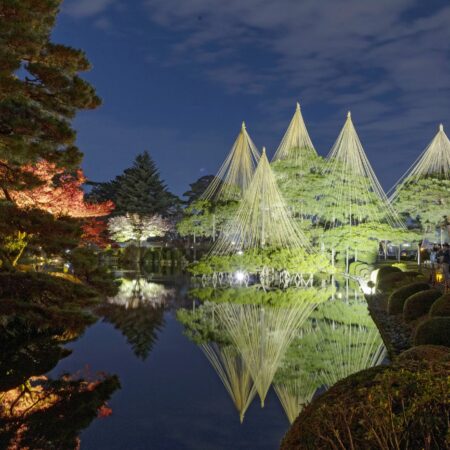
[
  {"left": 272, "top": 102, "right": 317, "bottom": 165},
  {"left": 210, "top": 148, "right": 312, "bottom": 255},
  {"left": 389, "top": 123, "right": 450, "bottom": 201},
  {"left": 214, "top": 302, "right": 316, "bottom": 408},
  {"left": 201, "top": 343, "right": 257, "bottom": 423},
  {"left": 320, "top": 111, "right": 403, "bottom": 229},
  {"left": 201, "top": 122, "right": 260, "bottom": 202}
]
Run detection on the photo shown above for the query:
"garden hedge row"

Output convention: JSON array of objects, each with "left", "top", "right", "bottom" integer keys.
[
  {"left": 387, "top": 282, "right": 430, "bottom": 315},
  {"left": 430, "top": 294, "right": 450, "bottom": 317},
  {"left": 403, "top": 289, "right": 442, "bottom": 322}
]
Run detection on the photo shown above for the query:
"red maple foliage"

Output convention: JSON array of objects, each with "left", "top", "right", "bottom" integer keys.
[
  {"left": 5, "top": 160, "right": 114, "bottom": 218},
  {"left": 97, "top": 405, "right": 113, "bottom": 418},
  {"left": 82, "top": 218, "right": 113, "bottom": 248}
]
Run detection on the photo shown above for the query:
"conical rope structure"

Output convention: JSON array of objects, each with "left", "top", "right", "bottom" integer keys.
[
  {"left": 200, "top": 342, "right": 257, "bottom": 423},
  {"left": 210, "top": 149, "right": 312, "bottom": 255},
  {"left": 272, "top": 102, "right": 317, "bottom": 165},
  {"left": 320, "top": 111, "right": 403, "bottom": 229},
  {"left": 214, "top": 302, "right": 316, "bottom": 407},
  {"left": 201, "top": 122, "right": 260, "bottom": 202},
  {"left": 389, "top": 123, "right": 450, "bottom": 201}
]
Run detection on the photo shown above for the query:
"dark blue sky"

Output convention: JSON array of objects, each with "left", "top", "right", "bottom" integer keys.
[{"left": 54, "top": 0, "right": 450, "bottom": 196}]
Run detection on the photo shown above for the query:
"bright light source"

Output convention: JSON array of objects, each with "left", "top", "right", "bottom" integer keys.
[
  {"left": 370, "top": 269, "right": 379, "bottom": 284},
  {"left": 235, "top": 271, "right": 245, "bottom": 282}
]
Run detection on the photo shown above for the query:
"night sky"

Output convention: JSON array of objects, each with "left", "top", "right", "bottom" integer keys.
[{"left": 54, "top": 0, "right": 450, "bottom": 197}]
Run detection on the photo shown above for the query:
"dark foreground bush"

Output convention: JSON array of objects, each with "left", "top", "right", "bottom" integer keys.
[
  {"left": 403, "top": 289, "right": 442, "bottom": 322},
  {"left": 0, "top": 272, "right": 98, "bottom": 344},
  {"left": 280, "top": 359, "right": 449, "bottom": 450},
  {"left": 413, "top": 317, "right": 450, "bottom": 347},
  {"left": 430, "top": 294, "right": 450, "bottom": 317},
  {"left": 387, "top": 282, "right": 430, "bottom": 315},
  {"left": 0, "top": 272, "right": 97, "bottom": 305}
]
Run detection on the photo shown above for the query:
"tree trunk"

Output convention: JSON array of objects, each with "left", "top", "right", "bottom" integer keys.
[{"left": 12, "top": 242, "right": 27, "bottom": 267}]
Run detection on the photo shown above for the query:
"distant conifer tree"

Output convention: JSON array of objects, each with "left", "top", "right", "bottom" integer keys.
[{"left": 89, "top": 152, "right": 179, "bottom": 217}]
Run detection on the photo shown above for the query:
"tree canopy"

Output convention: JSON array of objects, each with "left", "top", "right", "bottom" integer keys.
[{"left": 89, "top": 151, "right": 179, "bottom": 217}]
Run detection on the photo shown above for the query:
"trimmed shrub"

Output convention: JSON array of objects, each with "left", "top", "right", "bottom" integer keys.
[
  {"left": 349, "top": 261, "right": 369, "bottom": 278},
  {"left": 403, "top": 289, "right": 442, "bottom": 322},
  {"left": 387, "top": 282, "right": 430, "bottom": 315},
  {"left": 430, "top": 294, "right": 450, "bottom": 317},
  {"left": 413, "top": 317, "right": 450, "bottom": 347},
  {"left": 398, "top": 345, "right": 450, "bottom": 363},
  {"left": 377, "top": 271, "right": 425, "bottom": 293},
  {"left": 280, "top": 359, "right": 449, "bottom": 450},
  {"left": 376, "top": 265, "right": 401, "bottom": 283}
]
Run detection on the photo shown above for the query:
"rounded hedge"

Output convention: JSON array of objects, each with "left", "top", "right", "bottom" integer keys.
[
  {"left": 280, "top": 359, "right": 449, "bottom": 450},
  {"left": 387, "top": 282, "right": 430, "bottom": 315},
  {"left": 377, "top": 271, "right": 425, "bottom": 293},
  {"left": 403, "top": 289, "right": 442, "bottom": 322},
  {"left": 398, "top": 345, "right": 450, "bottom": 363},
  {"left": 349, "top": 261, "right": 369, "bottom": 278},
  {"left": 413, "top": 317, "right": 450, "bottom": 347},
  {"left": 430, "top": 294, "right": 450, "bottom": 317},
  {"left": 376, "top": 265, "right": 401, "bottom": 284}
]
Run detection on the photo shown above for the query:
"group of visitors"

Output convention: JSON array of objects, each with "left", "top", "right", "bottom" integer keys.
[{"left": 429, "top": 243, "right": 450, "bottom": 290}]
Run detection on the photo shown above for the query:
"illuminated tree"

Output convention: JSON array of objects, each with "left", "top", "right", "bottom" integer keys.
[
  {"left": 108, "top": 213, "right": 172, "bottom": 264},
  {"left": 391, "top": 124, "right": 450, "bottom": 238},
  {"left": 0, "top": 0, "right": 100, "bottom": 200},
  {"left": 108, "top": 214, "right": 171, "bottom": 245},
  {"left": 0, "top": 202, "right": 80, "bottom": 270},
  {"left": 177, "top": 123, "right": 259, "bottom": 242},
  {"left": 4, "top": 161, "right": 113, "bottom": 218}
]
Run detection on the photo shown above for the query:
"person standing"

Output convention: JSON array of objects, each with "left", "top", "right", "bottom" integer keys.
[
  {"left": 442, "top": 243, "right": 450, "bottom": 292},
  {"left": 430, "top": 245, "right": 439, "bottom": 285}
]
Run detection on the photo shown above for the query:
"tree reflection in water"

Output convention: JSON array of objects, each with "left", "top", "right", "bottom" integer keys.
[
  {"left": 0, "top": 331, "right": 119, "bottom": 449},
  {"left": 99, "top": 277, "right": 175, "bottom": 360},
  {"left": 178, "top": 283, "right": 386, "bottom": 425}
]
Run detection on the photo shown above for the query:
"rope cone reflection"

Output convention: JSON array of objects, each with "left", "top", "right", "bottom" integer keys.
[
  {"left": 201, "top": 343, "right": 257, "bottom": 423},
  {"left": 214, "top": 302, "right": 316, "bottom": 407},
  {"left": 274, "top": 375, "right": 318, "bottom": 424},
  {"left": 314, "top": 319, "right": 386, "bottom": 388}
]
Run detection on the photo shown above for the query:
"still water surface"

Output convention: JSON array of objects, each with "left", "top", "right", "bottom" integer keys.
[{"left": 47, "top": 276, "right": 385, "bottom": 450}]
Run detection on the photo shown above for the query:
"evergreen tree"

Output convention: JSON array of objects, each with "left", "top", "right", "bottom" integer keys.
[
  {"left": 392, "top": 176, "right": 450, "bottom": 237},
  {"left": 183, "top": 175, "right": 216, "bottom": 205},
  {"left": 0, "top": 1, "right": 102, "bottom": 270},
  {"left": 0, "top": 0, "right": 101, "bottom": 199},
  {"left": 89, "top": 152, "right": 179, "bottom": 217}
]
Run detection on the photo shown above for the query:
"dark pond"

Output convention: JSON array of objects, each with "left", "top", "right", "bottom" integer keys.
[{"left": 6, "top": 275, "right": 386, "bottom": 449}]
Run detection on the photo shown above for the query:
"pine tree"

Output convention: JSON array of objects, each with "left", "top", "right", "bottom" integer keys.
[
  {"left": 89, "top": 152, "right": 179, "bottom": 217},
  {"left": 0, "top": 0, "right": 101, "bottom": 199},
  {"left": 0, "top": 1, "right": 102, "bottom": 270}
]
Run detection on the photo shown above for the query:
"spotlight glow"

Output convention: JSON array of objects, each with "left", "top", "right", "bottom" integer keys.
[{"left": 235, "top": 271, "right": 245, "bottom": 282}]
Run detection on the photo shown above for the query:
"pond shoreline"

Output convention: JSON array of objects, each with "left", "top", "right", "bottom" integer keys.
[{"left": 365, "top": 293, "right": 413, "bottom": 359}]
